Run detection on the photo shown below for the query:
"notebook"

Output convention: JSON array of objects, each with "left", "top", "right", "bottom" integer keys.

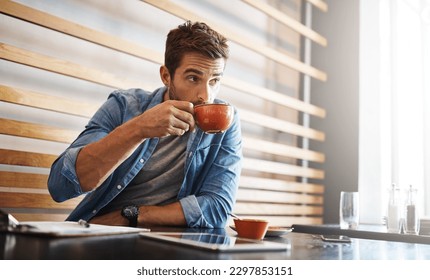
[{"left": 0, "top": 210, "right": 149, "bottom": 237}]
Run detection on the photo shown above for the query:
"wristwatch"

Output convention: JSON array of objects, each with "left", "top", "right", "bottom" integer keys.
[{"left": 121, "top": 205, "right": 139, "bottom": 227}]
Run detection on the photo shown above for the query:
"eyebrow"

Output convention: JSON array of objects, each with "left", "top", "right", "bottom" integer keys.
[{"left": 184, "top": 68, "right": 224, "bottom": 77}]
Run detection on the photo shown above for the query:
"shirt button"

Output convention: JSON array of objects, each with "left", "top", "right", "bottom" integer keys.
[
  {"left": 92, "top": 209, "right": 97, "bottom": 214},
  {"left": 188, "top": 152, "right": 192, "bottom": 157},
  {"left": 139, "top": 158, "right": 144, "bottom": 163},
  {"left": 117, "top": 185, "right": 122, "bottom": 190}
]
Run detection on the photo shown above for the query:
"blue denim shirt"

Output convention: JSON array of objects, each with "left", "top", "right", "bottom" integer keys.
[{"left": 47, "top": 87, "right": 242, "bottom": 228}]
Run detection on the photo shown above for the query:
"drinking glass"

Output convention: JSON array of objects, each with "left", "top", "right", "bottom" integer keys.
[
  {"left": 387, "top": 185, "right": 402, "bottom": 233},
  {"left": 339, "top": 191, "right": 359, "bottom": 229}
]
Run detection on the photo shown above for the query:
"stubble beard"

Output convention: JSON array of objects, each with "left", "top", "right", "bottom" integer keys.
[{"left": 168, "top": 82, "right": 179, "bottom": 101}]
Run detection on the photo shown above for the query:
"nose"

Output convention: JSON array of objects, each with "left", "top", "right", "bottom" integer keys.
[{"left": 197, "top": 85, "right": 213, "bottom": 104}]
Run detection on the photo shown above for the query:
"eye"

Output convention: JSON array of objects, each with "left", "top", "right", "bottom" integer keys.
[
  {"left": 187, "top": 75, "right": 199, "bottom": 83},
  {"left": 209, "top": 77, "right": 221, "bottom": 86}
]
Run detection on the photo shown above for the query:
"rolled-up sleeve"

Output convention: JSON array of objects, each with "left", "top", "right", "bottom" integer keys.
[
  {"left": 48, "top": 147, "right": 84, "bottom": 202},
  {"left": 179, "top": 195, "right": 208, "bottom": 227}
]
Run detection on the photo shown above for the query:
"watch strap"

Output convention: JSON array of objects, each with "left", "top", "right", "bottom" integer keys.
[{"left": 129, "top": 216, "right": 138, "bottom": 227}]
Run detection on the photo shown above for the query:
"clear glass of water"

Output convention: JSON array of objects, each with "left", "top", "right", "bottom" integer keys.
[
  {"left": 387, "top": 185, "right": 402, "bottom": 233},
  {"left": 339, "top": 191, "right": 359, "bottom": 230}
]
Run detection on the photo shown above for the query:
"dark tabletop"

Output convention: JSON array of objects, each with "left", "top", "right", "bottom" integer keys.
[{"left": 1, "top": 225, "right": 429, "bottom": 260}]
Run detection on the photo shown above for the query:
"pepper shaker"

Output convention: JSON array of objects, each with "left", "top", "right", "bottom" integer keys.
[{"left": 404, "top": 185, "right": 420, "bottom": 235}]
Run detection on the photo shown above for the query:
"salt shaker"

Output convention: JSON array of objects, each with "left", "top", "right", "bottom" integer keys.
[
  {"left": 387, "top": 184, "right": 401, "bottom": 233},
  {"left": 404, "top": 185, "right": 420, "bottom": 235}
]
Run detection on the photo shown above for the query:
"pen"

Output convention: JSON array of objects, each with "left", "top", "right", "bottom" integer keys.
[{"left": 78, "top": 219, "right": 90, "bottom": 228}]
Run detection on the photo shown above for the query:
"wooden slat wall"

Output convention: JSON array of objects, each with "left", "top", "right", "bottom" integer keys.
[
  {"left": 0, "top": 0, "right": 327, "bottom": 226},
  {"left": 241, "top": 0, "right": 327, "bottom": 46},
  {"left": 0, "top": 86, "right": 84, "bottom": 221},
  {"left": 143, "top": 0, "right": 327, "bottom": 81},
  {"left": 0, "top": 148, "right": 83, "bottom": 221}
]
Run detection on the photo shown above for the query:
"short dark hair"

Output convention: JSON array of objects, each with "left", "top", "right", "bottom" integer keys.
[{"left": 164, "top": 21, "right": 229, "bottom": 78}]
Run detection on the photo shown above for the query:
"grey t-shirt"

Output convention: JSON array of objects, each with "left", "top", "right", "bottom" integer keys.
[{"left": 98, "top": 133, "right": 189, "bottom": 214}]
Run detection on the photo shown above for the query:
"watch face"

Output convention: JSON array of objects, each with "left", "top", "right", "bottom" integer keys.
[
  {"left": 122, "top": 205, "right": 139, "bottom": 219},
  {"left": 123, "top": 208, "right": 133, "bottom": 217},
  {"left": 121, "top": 205, "right": 139, "bottom": 227}
]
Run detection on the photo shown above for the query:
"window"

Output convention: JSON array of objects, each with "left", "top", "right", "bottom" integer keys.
[{"left": 360, "top": 0, "right": 430, "bottom": 224}]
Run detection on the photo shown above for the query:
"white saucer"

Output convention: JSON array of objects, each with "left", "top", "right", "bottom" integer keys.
[{"left": 229, "top": 225, "right": 293, "bottom": 237}]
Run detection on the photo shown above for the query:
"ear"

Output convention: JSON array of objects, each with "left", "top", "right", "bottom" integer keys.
[{"left": 159, "top": 65, "right": 170, "bottom": 86}]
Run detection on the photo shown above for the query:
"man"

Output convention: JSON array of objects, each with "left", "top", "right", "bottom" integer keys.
[{"left": 48, "top": 21, "right": 242, "bottom": 229}]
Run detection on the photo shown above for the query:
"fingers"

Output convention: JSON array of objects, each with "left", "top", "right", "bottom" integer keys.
[
  {"left": 167, "top": 114, "right": 190, "bottom": 136},
  {"left": 169, "top": 101, "right": 195, "bottom": 133},
  {"left": 169, "top": 100, "right": 194, "bottom": 114},
  {"left": 138, "top": 101, "right": 195, "bottom": 138}
]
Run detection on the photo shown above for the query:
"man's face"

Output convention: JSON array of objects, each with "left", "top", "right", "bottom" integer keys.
[{"left": 162, "top": 52, "right": 225, "bottom": 105}]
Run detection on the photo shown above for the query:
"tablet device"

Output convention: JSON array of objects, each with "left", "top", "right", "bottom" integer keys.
[{"left": 139, "top": 232, "right": 289, "bottom": 252}]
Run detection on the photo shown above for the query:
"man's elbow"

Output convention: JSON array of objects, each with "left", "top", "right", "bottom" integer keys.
[{"left": 47, "top": 170, "right": 79, "bottom": 203}]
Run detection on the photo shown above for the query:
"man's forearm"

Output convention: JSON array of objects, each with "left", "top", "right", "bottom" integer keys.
[
  {"left": 89, "top": 202, "right": 187, "bottom": 227},
  {"left": 138, "top": 202, "right": 187, "bottom": 227},
  {"left": 76, "top": 120, "right": 145, "bottom": 192}
]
